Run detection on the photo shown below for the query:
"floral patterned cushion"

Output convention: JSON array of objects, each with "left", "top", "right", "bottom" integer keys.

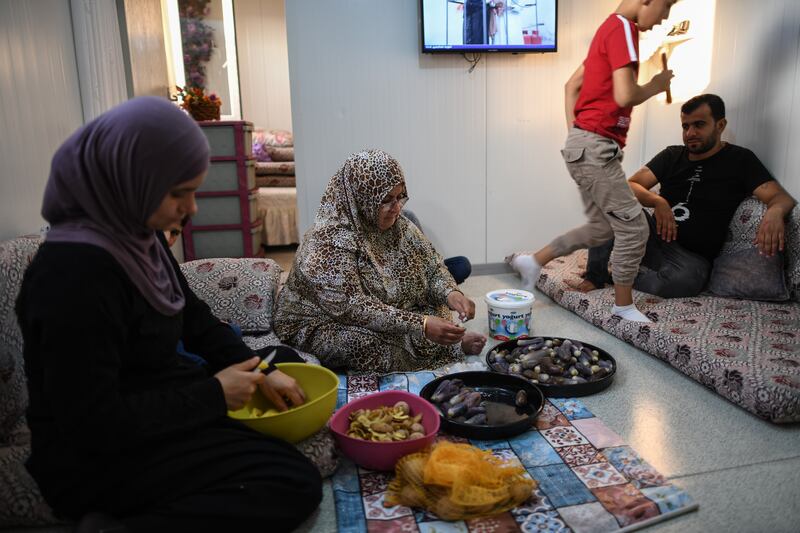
[
  {"left": 721, "top": 197, "right": 800, "bottom": 301},
  {"left": 263, "top": 129, "right": 293, "bottom": 147},
  {"left": 708, "top": 198, "right": 794, "bottom": 301},
  {"left": 255, "top": 161, "right": 295, "bottom": 176},
  {"left": 0, "top": 443, "right": 62, "bottom": 528},
  {"left": 265, "top": 146, "right": 294, "bottom": 162},
  {"left": 295, "top": 426, "right": 339, "bottom": 479},
  {"left": 718, "top": 197, "right": 768, "bottom": 255},
  {"left": 255, "top": 175, "right": 296, "bottom": 188},
  {"left": 252, "top": 128, "right": 272, "bottom": 163},
  {"left": 180, "top": 258, "right": 282, "bottom": 334},
  {"left": 536, "top": 250, "right": 800, "bottom": 423},
  {"left": 708, "top": 248, "right": 789, "bottom": 301},
  {"left": 0, "top": 236, "right": 41, "bottom": 443},
  {"left": 782, "top": 204, "right": 800, "bottom": 300}
]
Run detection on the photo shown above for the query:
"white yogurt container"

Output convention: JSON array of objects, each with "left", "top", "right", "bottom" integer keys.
[{"left": 485, "top": 289, "right": 535, "bottom": 341}]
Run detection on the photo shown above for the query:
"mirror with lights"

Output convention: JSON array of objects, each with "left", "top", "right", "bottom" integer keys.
[{"left": 164, "top": 0, "right": 242, "bottom": 120}]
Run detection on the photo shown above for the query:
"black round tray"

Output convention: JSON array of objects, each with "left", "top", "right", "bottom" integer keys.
[
  {"left": 485, "top": 336, "right": 617, "bottom": 397},
  {"left": 419, "top": 371, "right": 544, "bottom": 440}
]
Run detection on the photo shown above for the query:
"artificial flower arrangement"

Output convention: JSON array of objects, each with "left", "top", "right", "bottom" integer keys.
[{"left": 173, "top": 85, "right": 222, "bottom": 121}]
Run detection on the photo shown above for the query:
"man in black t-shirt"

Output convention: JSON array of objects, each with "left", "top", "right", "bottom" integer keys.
[{"left": 572, "top": 94, "right": 796, "bottom": 298}]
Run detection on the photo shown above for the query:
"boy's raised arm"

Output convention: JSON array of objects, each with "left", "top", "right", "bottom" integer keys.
[{"left": 612, "top": 65, "right": 673, "bottom": 108}]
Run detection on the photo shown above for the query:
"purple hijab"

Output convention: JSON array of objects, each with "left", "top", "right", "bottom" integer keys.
[{"left": 42, "top": 96, "right": 209, "bottom": 316}]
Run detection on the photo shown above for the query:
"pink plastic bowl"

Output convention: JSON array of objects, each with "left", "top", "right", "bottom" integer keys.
[{"left": 329, "top": 390, "right": 440, "bottom": 471}]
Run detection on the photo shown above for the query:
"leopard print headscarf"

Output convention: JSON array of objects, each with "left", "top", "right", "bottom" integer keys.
[
  {"left": 321, "top": 149, "right": 404, "bottom": 227},
  {"left": 274, "top": 150, "right": 461, "bottom": 371},
  {"left": 311, "top": 149, "right": 412, "bottom": 298}
]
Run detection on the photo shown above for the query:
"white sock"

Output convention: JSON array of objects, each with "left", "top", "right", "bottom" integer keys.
[
  {"left": 509, "top": 254, "right": 541, "bottom": 292},
  {"left": 612, "top": 304, "right": 651, "bottom": 322}
]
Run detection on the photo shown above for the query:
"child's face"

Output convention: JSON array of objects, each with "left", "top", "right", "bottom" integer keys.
[
  {"left": 165, "top": 228, "right": 181, "bottom": 247},
  {"left": 637, "top": 0, "right": 675, "bottom": 31}
]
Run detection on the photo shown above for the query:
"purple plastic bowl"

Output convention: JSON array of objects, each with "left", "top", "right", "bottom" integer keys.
[{"left": 330, "top": 390, "right": 440, "bottom": 471}]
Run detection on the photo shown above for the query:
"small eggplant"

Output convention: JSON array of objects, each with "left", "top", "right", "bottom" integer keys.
[
  {"left": 465, "top": 413, "right": 488, "bottom": 425},
  {"left": 515, "top": 389, "right": 528, "bottom": 407},
  {"left": 447, "top": 402, "right": 468, "bottom": 418},
  {"left": 517, "top": 337, "right": 544, "bottom": 348},
  {"left": 465, "top": 405, "right": 487, "bottom": 417},
  {"left": 598, "top": 359, "right": 613, "bottom": 371},
  {"left": 522, "top": 357, "right": 544, "bottom": 370},
  {"left": 431, "top": 379, "right": 457, "bottom": 403},
  {"left": 544, "top": 363, "right": 563, "bottom": 376},
  {"left": 575, "top": 361, "right": 593, "bottom": 378},
  {"left": 520, "top": 348, "right": 547, "bottom": 365},
  {"left": 463, "top": 391, "right": 483, "bottom": 408},
  {"left": 448, "top": 388, "right": 474, "bottom": 405},
  {"left": 494, "top": 358, "right": 510, "bottom": 373}
]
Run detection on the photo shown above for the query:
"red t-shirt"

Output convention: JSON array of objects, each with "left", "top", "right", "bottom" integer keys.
[{"left": 574, "top": 14, "right": 640, "bottom": 148}]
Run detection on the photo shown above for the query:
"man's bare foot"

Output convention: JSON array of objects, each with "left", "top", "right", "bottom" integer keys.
[
  {"left": 565, "top": 278, "right": 598, "bottom": 293},
  {"left": 461, "top": 331, "right": 487, "bottom": 355}
]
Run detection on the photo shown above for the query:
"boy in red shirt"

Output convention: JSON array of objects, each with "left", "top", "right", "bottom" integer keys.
[{"left": 509, "top": 0, "right": 675, "bottom": 322}]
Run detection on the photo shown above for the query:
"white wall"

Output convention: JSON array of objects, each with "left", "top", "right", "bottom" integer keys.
[
  {"left": 639, "top": 0, "right": 800, "bottom": 196},
  {"left": 285, "top": 0, "right": 635, "bottom": 263},
  {"left": 0, "top": 0, "right": 84, "bottom": 241},
  {"left": 285, "top": 0, "right": 800, "bottom": 264},
  {"left": 235, "top": 0, "right": 293, "bottom": 131}
]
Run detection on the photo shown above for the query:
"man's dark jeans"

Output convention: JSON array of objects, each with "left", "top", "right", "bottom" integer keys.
[{"left": 585, "top": 211, "right": 711, "bottom": 298}]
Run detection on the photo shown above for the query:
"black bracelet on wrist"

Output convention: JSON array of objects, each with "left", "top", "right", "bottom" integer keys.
[{"left": 259, "top": 361, "right": 279, "bottom": 376}]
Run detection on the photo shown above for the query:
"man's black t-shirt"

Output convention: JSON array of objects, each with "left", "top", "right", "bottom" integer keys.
[{"left": 645, "top": 143, "right": 773, "bottom": 261}]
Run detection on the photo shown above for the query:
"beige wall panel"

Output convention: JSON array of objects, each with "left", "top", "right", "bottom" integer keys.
[
  {"left": 285, "top": 0, "right": 487, "bottom": 261},
  {"left": 0, "top": 0, "right": 84, "bottom": 240},
  {"left": 121, "top": 0, "right": 170, "bottom": 98},
  {"left": 235, "top": 0, "right": 293, "bottom": 131}
]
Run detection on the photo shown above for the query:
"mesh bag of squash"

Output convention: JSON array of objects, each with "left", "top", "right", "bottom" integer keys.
[{"left": 384, "top": 441, "right": 536, "bottom": 520}]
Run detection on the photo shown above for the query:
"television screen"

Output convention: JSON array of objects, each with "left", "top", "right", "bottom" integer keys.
[{"left": 421, "top": 0, "right": 557, "bottom": 53}]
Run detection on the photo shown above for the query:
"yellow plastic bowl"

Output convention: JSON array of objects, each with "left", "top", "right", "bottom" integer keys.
[{"left": 228, "top": 362, "right": 339, "bottom": 443}]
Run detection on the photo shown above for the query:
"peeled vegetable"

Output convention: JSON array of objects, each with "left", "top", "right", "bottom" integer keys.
[{"left": 346, "top": 401, "right": 425, "bottom": 442}]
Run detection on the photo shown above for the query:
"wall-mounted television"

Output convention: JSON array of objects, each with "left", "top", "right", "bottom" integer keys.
[{"left": 421, "top": 0, "right": 557, "bottom": 53}]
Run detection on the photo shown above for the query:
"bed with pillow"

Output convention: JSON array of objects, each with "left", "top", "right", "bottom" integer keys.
[
  {"left": 533, "top": 198, "right": 800, "bottom": 423},
  {"left": 253, "top": 128, "right": 296, "bottom": 188},
  {"left": 251, "top": 129, "right": 299, "bottom": 245}
]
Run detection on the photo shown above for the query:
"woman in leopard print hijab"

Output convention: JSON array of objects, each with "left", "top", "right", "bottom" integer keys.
[{"left": 274, "top": 149, "right": 486, "bottom": 372}]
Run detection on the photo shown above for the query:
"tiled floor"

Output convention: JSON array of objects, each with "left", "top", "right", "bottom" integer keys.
[{"left": 297, "top": 272, "right": 800, "bottom": 533}]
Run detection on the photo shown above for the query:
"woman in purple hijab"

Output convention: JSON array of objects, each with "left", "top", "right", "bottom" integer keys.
[{"left": 16, "top": 97, "right": 321, "bottom": 532}]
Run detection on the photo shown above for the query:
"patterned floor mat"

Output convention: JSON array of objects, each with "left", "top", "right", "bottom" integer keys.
[{"left": 333, "top": 371, "right": 698, "bottom": 533}]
